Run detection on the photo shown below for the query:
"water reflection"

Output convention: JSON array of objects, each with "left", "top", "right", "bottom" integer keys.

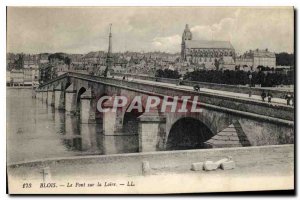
[
  {"left": 54, "top": 110, "right": 65, "bottom": 135},
  {"left": 61, "top": 113, "right": 139, "bottom": 155},
  {"left": 64, "top": 114, "right": 81, "bottom": 150},
  {"left": 7, "top": 89, "right": 139, "bottom": 164},
  {"left": 54, "top": 102, "right": 139, "bottom": 155}
]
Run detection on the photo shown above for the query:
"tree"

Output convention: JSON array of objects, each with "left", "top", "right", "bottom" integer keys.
[
  {"left": 14, "top": 54, "right": 24, "bottom": 70},
  {"left": 48, "top": 52, "right": 71, "bottom": 66},
  {"left": 39, "top": 64, "right": 57, "bottom": 84},
  {"left": 276, "top": 52, "right": 294, "bottom": 66},
  {"left": 155, "top": 69, "right": 181, "bottom": 79},
  {"left": 64, "top": 57, "right": 71, "bottom": 65}
]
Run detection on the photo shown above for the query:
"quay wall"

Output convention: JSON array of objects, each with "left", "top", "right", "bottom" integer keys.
[{"left": 8, "top": 145, "right": 294, "bottom": 176}]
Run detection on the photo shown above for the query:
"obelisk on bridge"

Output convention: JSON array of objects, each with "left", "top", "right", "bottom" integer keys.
[{"left": 103, "top": 23, "right": 113, "bottom": 77}]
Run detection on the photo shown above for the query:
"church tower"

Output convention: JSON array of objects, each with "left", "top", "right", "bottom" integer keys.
[{"left": 181, "top": 24, "right": 192, "bottom": 60}]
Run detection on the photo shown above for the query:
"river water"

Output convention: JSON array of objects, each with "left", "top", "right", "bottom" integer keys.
[{"left": 7, "top": 88, "right": 139, "bottom": 164}]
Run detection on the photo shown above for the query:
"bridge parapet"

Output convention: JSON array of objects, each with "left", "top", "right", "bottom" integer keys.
[
  {"left": 72, "top": 72, "right": 294, "bottom": 123},
  {"left": 112, "top": 72, "right": 294, "bottom": 99}
]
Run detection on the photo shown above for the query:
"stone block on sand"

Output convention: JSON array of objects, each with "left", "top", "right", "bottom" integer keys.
[
  {"left": 220, "top": 160, "right": 236, "bottom": 170},
  {"left": 191, "top": 162, "right": 204, "bottom": 171},
  {"left": 142, "top": 161, "right": 151, "bottom": 175},
  {"left": 203, "top": 161, "right": 218, "bottom": 171}
]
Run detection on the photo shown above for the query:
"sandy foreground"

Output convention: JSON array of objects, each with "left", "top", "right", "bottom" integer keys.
[{"left": 7, "top": 145, "right": 294, "bottom": 194}]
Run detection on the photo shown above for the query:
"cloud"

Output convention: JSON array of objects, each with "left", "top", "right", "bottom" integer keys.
[
  {"left": 189, "top": 17, "right": 236, "bottom": 43},
  {"left": 152, "top": 35, "right": 181, "bottom": 52},
  {"left": 7, "top": 7, "right": 294, "bottom": 54},
  {"left": 187, "top": 8, "right": 294, "bottom": 54}
]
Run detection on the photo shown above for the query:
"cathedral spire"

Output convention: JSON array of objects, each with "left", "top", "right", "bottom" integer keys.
[
  {"left": 108, "top": 23, "right": 112, "bottom": 55},
  {"left": 103, "top": 23, "right": 113, "bottom": 77}
]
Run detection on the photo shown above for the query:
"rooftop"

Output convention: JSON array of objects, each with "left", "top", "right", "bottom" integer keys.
[
  {"left": 240, "top": 49, "right": 276, "bottom": 58},
  {"left": 185, "top": 40, "right": 234, "bottom": 49}
]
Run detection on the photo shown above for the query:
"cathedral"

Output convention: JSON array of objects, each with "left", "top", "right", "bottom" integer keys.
[{"left": 181, "top": 24, "right": 235, "bottom": 70}]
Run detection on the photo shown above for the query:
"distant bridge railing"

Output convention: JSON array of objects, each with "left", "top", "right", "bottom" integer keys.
[
  {"left": 111, "top": 72, "right": 294, "bottom": 99},
  {"left": 38, "top": 72, "right": 69, "bottom": 90}
]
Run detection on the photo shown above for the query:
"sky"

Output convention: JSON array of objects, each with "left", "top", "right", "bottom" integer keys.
[{"left": 7, "top": 7, "right": 294, "bottom": 54}]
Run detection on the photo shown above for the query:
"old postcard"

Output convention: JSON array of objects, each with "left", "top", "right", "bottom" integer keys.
[{"left": 6, "top": 6, "right": 294, "bottom": 194}]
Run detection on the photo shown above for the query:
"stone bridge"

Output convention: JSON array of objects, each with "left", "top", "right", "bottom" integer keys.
[{"left": 35, "top": 72, "right": 294, "bottom": 152}]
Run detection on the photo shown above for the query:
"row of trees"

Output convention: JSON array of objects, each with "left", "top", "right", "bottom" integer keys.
[
  {"left": 155, "top": 69, "right": 294, "bottom": 86},
  {"left": 48, "top": 53, "right": 71, "bottom": 65},
  {"left": 39, "top": 64, "right": 57, "bottom": 84},
  {"left": 184, "top": 70, "right": 294, "bottom": 86},
  {"left": 7, "top": 55, "right": 24, "bottom": 70},
  {"left": 155, "top": 69, "right": 181, "bottom": 79}
]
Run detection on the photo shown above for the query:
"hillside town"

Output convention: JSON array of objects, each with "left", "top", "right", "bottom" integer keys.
[{"left": 6, "top": 24, "right": 294, "bottom": 87}]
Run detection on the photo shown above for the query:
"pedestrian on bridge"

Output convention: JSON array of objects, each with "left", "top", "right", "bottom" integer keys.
[
  {"left": 261, "top": 90, "right": 266, "bottom": 102},
  {"left": 285, "top": 93, "right": 292, "bottom": 106},
  {"left": 193, "top": 85, "right": 200, "bottom": 92},
  {"left": 177, "top": 77, "right": 183, "bottom": 86},
  {"left": 267, "top": 92, "right": 273, "bottom": 103}
]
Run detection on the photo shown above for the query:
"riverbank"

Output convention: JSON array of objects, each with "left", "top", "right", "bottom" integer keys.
[{"left": 8, "top": 144, "right": 294, "bottom": 194}]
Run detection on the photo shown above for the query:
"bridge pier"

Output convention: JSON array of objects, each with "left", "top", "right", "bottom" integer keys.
[
  {"left": 80, "top": 88, "right": 96, "bottom": 124},
  {"left": 54, "top": 84, "right": 64, "bottom": 110},
  {"left": 138, "top": 108, "right": 166, "bottom": 152},
  {"left": 102, "top": 97, "right": 124, "bottom": 135},
  {"left": 65, "top": 84, "right": 77, "bottom": 114},
  {"left": 47, "top": 86, "right": 55, "bottom": 107}
]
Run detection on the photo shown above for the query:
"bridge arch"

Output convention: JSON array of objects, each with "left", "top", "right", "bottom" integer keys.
[
  {"left": 166, "top": 117, "right": 214, "bottom": 150},
  {"left": 122, "top": 102, "right": 145, "bottom": 135}
]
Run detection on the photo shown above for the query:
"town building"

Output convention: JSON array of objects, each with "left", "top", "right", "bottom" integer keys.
[
  {"left": 23, "top": 54, "right": 39, "bottom": 69},
  {"left": 38, "top": 53, "right": 50, "bottom": 64},
  {"left": 24, "top": 68, "right": 39, "bottom": 85},
  {"left": 82, "top": 51, "right": 106, "bottom": 69},
  {"left": 181, "top": 24, "right": 235, "bottom": 70},
  {"left": 8, "top": 69, "right": 39, "bottom": 86},
  {"left": 236, "top": 49, "right": 276, "bottom": 71},
  {"left": 10, "top": 70, "right": 24, "bottom": 86},
  {"left": 69, "top": 54, "right": 84, "bottom": 67}
]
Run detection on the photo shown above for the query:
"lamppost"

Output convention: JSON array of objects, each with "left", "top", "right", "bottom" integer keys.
[
  {"left": 248, "top": 72, "right": 253, "bottom": 97},
  {"left": 249, "top": 73, "right": 252, "bottom": 87}
]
